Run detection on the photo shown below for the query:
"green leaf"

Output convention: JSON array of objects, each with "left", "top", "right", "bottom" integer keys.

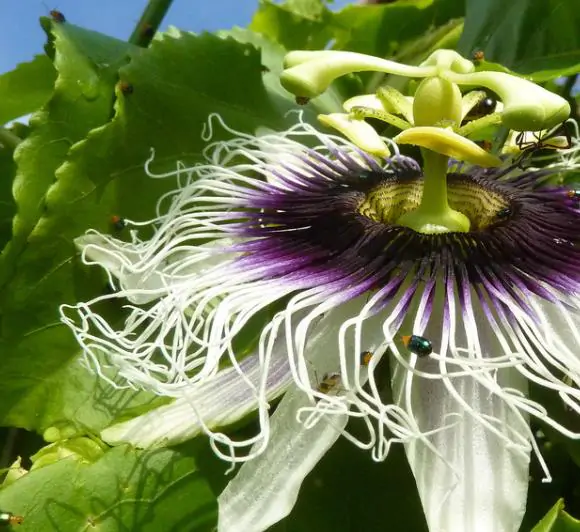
[
  {"left": 30, "top": 436, "right": 107, "bottom": 470},
  {"left": 0, "top": 20, "right": 134, "bottom": 420},
  {"left": 4, "top": 351, "right": 168, "bottom": 435},
  {"left": 458, "top": 0, "right": 580, "bottom": 81},
  {"left": 330, "top": 0, "right": 464, "bottom": 58},
  {"left": 522, "top": 383, "right": 580, "bottom": 529},
  {"left": 392, "top": 18, "right": 465, "bottom": 67},
  {"left": 280, "top": 0, "right": 330, "bottom": 19},
  {"left": 0, "top": 445, "right": 217, "bottom": 531},
  {"left": 2, "top": 19, "right": 133, "bottom": 274},
  {"left": 223, "top": 27, "right": 348, "bottom": 116},
  {"left": 250, "top": 0, "right": 335, "bottom": 51},
  {"left": 59, "top": 30, "right": 286, "bottom": 228},
  {"left": 532, "top": 499, "right": 580, "bottom": 532},
  {"left": 0, "top": 55, "right": 56, "bottom": 126},
  {"left": 251, "top": 0, "right": 464, "bottom": 63},
  {"left": 0, "top": 28, "right": 297, "bottom": 429}
]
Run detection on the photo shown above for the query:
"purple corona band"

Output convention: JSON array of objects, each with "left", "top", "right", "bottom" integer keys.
[{"left": 218, "top": 147, "right": 579, "bottom": 346}]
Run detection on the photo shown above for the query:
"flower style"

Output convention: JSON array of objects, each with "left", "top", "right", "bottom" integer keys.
[{"left": 60, "top": 49, "right": 580, "bottom": 532}]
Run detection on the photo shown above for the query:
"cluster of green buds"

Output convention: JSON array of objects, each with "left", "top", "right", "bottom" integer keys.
[{"left": 280, "top": 50, "right": 570, "bottom": 234}]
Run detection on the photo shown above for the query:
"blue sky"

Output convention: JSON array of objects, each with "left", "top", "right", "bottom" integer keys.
[{"left": 2, "top": 0, "right": 353, "bottom": 75}]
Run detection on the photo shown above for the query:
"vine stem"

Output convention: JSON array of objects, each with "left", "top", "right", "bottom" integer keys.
[
  {"left": 0, "top": 127, "right": 22, "bottom": 150},
  {"left": 128, "top": 0, "right": 175, "bottom": 47}
]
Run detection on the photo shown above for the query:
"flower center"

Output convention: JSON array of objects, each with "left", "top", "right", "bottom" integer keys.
[{"left": 357, "top": 172, "right": 511, "bottom": 231}]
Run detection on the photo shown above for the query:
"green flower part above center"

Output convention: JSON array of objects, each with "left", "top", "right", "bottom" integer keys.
[
  {"left": 280, "top": 48, "right": 570, "bottom": 235},
  {"left": 281, "top": 49, "right": 570, "bottom": 134}
]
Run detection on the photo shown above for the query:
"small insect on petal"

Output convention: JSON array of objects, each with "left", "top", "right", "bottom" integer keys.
[
  {"left": 360, "top": 350, "right": 374, "bottom": 366},
  {"left": 110, "top": 215, "right": 126, "bottom": 231},
  {"left": 472, "top": 49, "right": 485, "bottom": 64},
  {"left": 401, "top": 335, "right": 433, "bottom": 357},
  {"left": 50, "top": 9, "right": 66, "bottom": 23},
  {"left": 295, "top": 96, "right": 310, "bottom": 106},
  {"left": 0, "top": 511, "right": 23, "bottom": 525},
  {"left": 566, "top": 188, "right": 580, "bottom": 209},
  {"left": 317, "top": 372, "right": 342, "bottom": 395},
  {"left": 495, "top": 207, "right": 512, "bottom": 221}
]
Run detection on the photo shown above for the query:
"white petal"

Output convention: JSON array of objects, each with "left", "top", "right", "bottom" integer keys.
[
  {"left": 77, "top": 233, "right": 238, "bottom": 304},
  {"left": 76, "top": 234, "right": 167, "bottom": 304},
  {"left": 101, "top": 350, "right": 292, "bottom": 448},
  {"left": 393, "top": 293, "right": 532, "bottom": 532},
  {"left": 403, "top": 367, "right": 530, "bottom": 532},
  {"left": 218, "top": 295, "right": 388, "bottom": 532},
  {"left": 217, "top": 386, "right": 347, "bottom": 532}
]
